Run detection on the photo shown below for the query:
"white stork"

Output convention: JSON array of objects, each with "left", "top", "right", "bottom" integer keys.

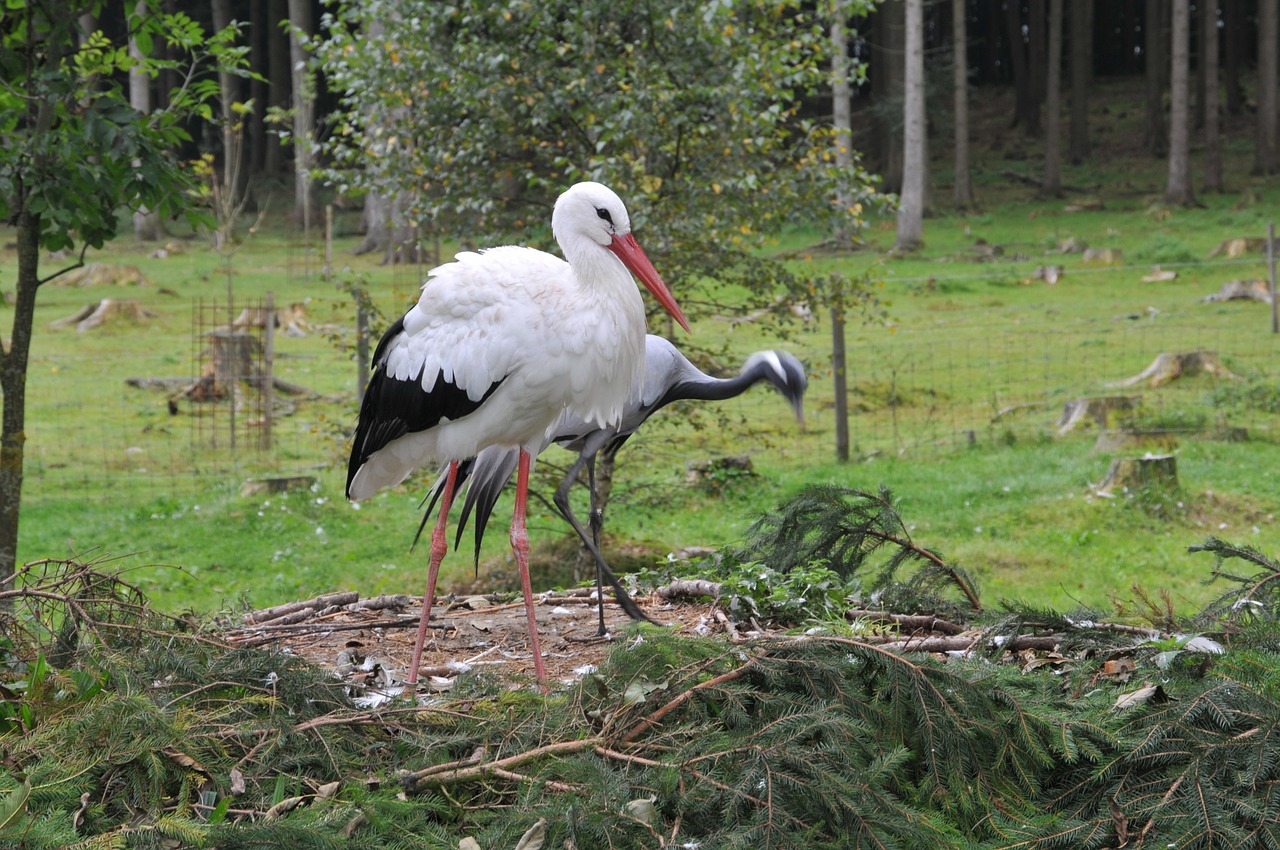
[
  {"left": 425, "top": 336, "right": 808, "bottom": 634},
  {"left": 346, "top": 182, "right": 690, "bottom": 688}
]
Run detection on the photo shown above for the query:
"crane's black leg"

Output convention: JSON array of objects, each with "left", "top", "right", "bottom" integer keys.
[
  {"left": 585, "top": 456, "right": 606, "bottom": 635},
  {"left": 553, "top": 456, "right": 653, "bottom": 630}
]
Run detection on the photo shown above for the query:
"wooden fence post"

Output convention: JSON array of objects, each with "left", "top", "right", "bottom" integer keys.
[
  {"left": 263, "top": 292, "right": 275, "bottom": 450},
  {"left": 1269, "top": 221, "right": 1277, "bottom": 334},
  {"left": 832, "top": 276, "right": 849, "bottom": 463}
]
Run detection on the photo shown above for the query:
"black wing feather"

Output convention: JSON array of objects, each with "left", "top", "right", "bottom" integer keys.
[{"left": 346, "top": 318, "right": 504, "bottom": 496}]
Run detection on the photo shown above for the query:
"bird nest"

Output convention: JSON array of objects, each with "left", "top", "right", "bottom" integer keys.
[{"left": 222, "top": 588, "right": 736, "bottom": 696}]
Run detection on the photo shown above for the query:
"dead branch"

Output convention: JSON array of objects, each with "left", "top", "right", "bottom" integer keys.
[
  {"left": 403, "top": 738, "right": 601, "bottom": 789},
  {"left": 244, "top": 592, "right": 361, "bottom": 624},
  {"left": 655, "top": 579, "right": 723, "bottom": 600},
  {"left": 844, "top": 610, "right": 966, "bottom": 635},
  {"left": 622, "top": 662, "right": 756, "bottom": 744}
]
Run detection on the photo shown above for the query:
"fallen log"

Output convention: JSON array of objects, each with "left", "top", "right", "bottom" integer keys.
[
  {"left": 243, "top": 591, "right": 361, "bottom": 625},
  {"left": 50, "top": 299, "right": 158, "bottom": 332}
]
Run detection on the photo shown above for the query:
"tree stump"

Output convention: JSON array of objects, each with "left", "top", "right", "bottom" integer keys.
[
  {"left": 55, "top": 262, "right": 149, "bottom": 287},
  {"left": 240, "top": 476, "right": 318, "bottom": 497},
  {"left": 208, "top": 330, "right": 262, "bottom": 397},
  {"left": 686, "top": 455, "right": 754, "bottom": 488},
  {"left": 1212, "top": 423, "right": 1249, "bottom": 442},
  {"left": 1082, "top": 247, "right": 1124, "bottom": 265},
  {"left": 1208, "top": 236, "right": 1278, "bottom": 258},
  {"left": 1056, "top": 396, "right": 1140, "bottom": 435},
  {"left": 1110, "top": 351, "right": 1239, "bottom": 388},
  {"left": 50, "top": 299, "right": 159, "bottom": 332},
  {"left": 1199, "top": 279, "right": 1272, "bottom": 304},
  {"left": 1096, "top": 454, "right": 1178, "bottom": 496},
  {"left": 231, "top": 302, "right": 310, "bottom": 337},
  {"left": 1025, "top": 265, "right": 1063, "bottom": 285}
]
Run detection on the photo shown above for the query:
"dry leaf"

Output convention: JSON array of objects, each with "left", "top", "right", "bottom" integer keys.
[
  {"left": 513, "top": 817, "right": 547, "bottom": 850},
  {"left": 1101, "top": 657, "right": 1137, "bottom": 677},
  {"left": 163, "top": 748, "right": 212, "bottom": 779},
  {"left": 315, "top": 780, "right": 340, "bottom": 800},
  {"left": 343, "top": 812, "right": 368, "bottom": 838},
  {"left": 228, "top": 768, "right": 246, "bottom": 796},
  {"left": 1110, "top": 796, "right": 1129, "bottom": 847},
  {"left": 264, "top": 795, "right": 306, "bottom": 820},
  {"left": 624, "top": 796, "right": 658, "bottom": 825},
  {"left": 72, "top": 791, "right": 90, "bottom": 831},
  {"left": 458, "top": 838, "right": 482, "bottom": 850},
  {"left": 1113, "top": 681, "right": 1168, "bottom": 711}
]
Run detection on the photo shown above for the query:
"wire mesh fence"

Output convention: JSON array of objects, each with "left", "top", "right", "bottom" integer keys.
[{"left": 16, "top": 253, "right": 1280, "bottom": 507}]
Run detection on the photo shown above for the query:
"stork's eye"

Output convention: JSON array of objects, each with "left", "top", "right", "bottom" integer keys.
[{"left": 596, "top": 207, "right": 614, "bottom": 227}]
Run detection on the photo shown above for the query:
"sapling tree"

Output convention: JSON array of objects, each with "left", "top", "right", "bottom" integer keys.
[{"left": 0, "top": 1, "right": 248, "bottom": 599}]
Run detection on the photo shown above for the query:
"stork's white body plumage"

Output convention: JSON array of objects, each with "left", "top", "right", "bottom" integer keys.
[
  {"left": 347, "top": 246, "right": 645, "bottom": 500},
  {"left": 346, "top": 181, "right": 689, "bottom": 689}
]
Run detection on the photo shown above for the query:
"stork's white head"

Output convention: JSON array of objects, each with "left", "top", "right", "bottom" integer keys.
[
  {"left": 552, "top": 181, "right": 632, "bottom": 248},
  {"left": 551, "top": 181, "right": 690, "bottom": 333}
]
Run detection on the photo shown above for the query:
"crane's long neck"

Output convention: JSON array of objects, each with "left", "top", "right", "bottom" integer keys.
[{"left": 655, "top": 364, "right": 765, "bottom": 410}]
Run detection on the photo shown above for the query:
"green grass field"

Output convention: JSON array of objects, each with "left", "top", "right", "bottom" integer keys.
[{"left": 7, "top": 104, "right": 1280, "bottom": 620}]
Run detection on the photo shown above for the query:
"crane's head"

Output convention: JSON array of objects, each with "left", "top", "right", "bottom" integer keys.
[{"left": 553, "top": 182, "right": 691, "bottom": 333}]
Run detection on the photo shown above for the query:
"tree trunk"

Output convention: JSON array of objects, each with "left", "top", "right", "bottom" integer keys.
[
  {"left": 1068, "top": 0, "right": 1092, "bottom": 162},
  {"left": 1004, "top": 0, "right": 1037, "bottom": 133},
  {"left": 248, "top": 0, "right": 268, "bottom": 177},
  {"left": 1027, "top": 0, "right": 1047, "bottom": 126},
  {"left": 1042, "top": 0, "right": 1063, "bottom": 196},
  {"left": 1203, "top": 0, "right": 1224, "bottom": 192},
  {"left": 1222, "top": 0, "right": 1244, "bottom": 114},
  {"left": 128, "top": 0, "right": 160, "bottom": 241},
  {"left": 264, "top": 0, "right": 290, "bottom": 177},
  {"left": 1144, "top": 0, "right": 1168, "bottom": 157},
  {"left": 1166, "top": 0, "right": 1195, "bottom": 204},
  {"left": 0, "top": 210, "right": 40, "bottom": 604},
  {"left": 871, "top": 0, "right": 904, "bottom": 193},
  {"left": 350, "top": 16, "right": 422, "bottom": 265},
  {"left": 210, "top": 0, "right": 243, "bottom": 211},
  {"left": 895, "top": 0, "right": 925, "bottom": 252},
  {"left": 1254, "top": 0, "right": 1278, "bottom": 174},
  {"left": 287, "top": 0, "right": 317, "bottom": 231},
  {"left": 355, "top": 193, "right": 424, "bottom": 264},
  {"left": 832, "top": 0, "right": 858, "bottom": 243},
  {"left": 952, "top": 0, "right": 974, "bottom": 209}
]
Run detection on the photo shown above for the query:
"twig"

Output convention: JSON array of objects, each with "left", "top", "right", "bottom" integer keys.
[
  {"left": 873, "top": 634, "right": 1060, "bottom": 653},
  {"left": 622, "top": 662, "right": 756, "bottom": 744},
  {"left": 487, "top": 766, "right": 582, "bottom": 793},
  {"left": 404, "top": 738, "right": 602, "bottom": 789}
]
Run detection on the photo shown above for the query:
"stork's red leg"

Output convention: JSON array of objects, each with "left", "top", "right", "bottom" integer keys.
[
  {"left": 510, "top": 448, "right": 548, "bottom": 689},
  {"left": 408, "top": 460, "right": 459, "bottom": 687}
]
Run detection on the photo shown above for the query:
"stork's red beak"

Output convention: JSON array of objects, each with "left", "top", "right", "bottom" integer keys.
[{"left": 609, "top": 233, "right": 692, "bottom": 333}]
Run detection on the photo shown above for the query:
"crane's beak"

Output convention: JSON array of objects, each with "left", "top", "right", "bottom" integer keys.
[{"left": 609, "top": 233, "right": 692, "bottom": 333}]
